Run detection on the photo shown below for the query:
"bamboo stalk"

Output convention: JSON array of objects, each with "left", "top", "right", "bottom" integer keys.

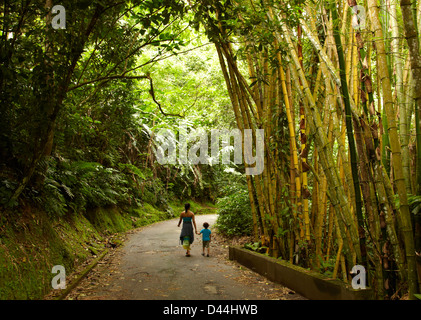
[
  {"left": 325, "top": 204, "right": 335, "bottom": 262},
  {"left": 330, "top": 0, "right": 367, "bottom": 268},
  {"left": 278, "top": 53, "right": 301, "bottom": 220},
  {"left": 389, "top": 0, "right": 411, "bottom": 193},
  {"left": 368, "top": 0, "right": 419, "bottom": 298},
  {"left": 400, "top": 0, "right": 421, "bottom": 195},
  {"left": 272, "top": 12, "right": 361, "bottom": 264},
  {"left": 215, "top": 44, "right": 261, "bottom": 242}
]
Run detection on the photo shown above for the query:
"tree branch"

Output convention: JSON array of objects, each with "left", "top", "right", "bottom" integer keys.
[
  {"left": 69, "top": 73, "right": 184, "bottom": 118},
  {"left": 145, "top": 74, "right": 184, "bottom": 118},
  {"left": 68, "top": 75, "right": 149, "bottom": 91}
]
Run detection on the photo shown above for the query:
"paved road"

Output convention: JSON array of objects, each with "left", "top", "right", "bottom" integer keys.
[{"left": 71, "top": 214, "right": 304, "bottom": 300}]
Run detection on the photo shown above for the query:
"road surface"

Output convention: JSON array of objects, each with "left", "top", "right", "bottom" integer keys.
[{"left": 65, "top": 214, "right": 305, "bottom": 300}]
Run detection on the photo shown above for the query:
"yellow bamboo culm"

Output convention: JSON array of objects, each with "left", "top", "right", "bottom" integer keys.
[{"left": 278, "top": 54, "right": 301, "bottom": 213}]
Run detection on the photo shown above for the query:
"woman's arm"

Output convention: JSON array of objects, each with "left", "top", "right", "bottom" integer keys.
[
  {"left": 192, "top": 213, "right": 197, "bottom": 233},
  {"left": 177, "top": 212, "right": 183, "bottom": 227}
]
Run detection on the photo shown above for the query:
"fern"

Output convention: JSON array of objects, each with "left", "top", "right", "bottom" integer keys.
[
  {"left": 43, "top": 183, "right": 67, "bottom": 217},
  {"left": 408, "top": 195, "right": 421, "bottom": 215},
  {"left": 118, "top": 163, "right": 148, "bottom": 180}
]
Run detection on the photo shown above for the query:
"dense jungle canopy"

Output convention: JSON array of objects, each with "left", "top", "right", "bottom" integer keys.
[{"left": 1, "top": 0, "right": 421, "bottom": 300}]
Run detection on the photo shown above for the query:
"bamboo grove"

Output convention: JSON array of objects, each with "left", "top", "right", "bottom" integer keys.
[{"left": 194, "top": 0, "right": 421, "bottom": 299}]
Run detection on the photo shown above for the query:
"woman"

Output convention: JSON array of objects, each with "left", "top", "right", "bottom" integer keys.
[{"left": 177, "top": 203, "right": 197, "bottom": 257}]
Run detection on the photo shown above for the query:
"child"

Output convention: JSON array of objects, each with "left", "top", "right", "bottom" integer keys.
[{"left": 197, "top": 222, "right": 211, "bottom": 257}]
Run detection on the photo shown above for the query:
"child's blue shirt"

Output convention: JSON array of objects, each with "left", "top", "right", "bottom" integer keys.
[{"left": 200, "top": 228, "right": 211, "bottom": 241}]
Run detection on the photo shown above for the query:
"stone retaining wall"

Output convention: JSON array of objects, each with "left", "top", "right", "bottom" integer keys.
[{"left": 229, "top": 246, "right": 374, "bottom": 300}]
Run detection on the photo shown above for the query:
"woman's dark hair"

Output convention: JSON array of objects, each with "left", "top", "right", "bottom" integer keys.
[{"left": 184, "top": 203, "right": 190, "bottom": 212}]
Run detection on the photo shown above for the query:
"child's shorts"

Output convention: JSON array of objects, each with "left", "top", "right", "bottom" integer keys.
[{"left": 202, "top": 240, "right": 210, "bottom": 248}]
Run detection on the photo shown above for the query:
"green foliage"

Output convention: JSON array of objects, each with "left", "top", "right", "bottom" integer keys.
[
  {"left": 39, "top": 158, "right": 130, "bottom": 217},
  {"left": 129, "top": 202, "right": 173, "bottom": 227},
  {"left": 0, "top": 1, "right": 234, "bottom": 213},
  {"left": 244, "top": 242, "right": 268, "bottom": 253},
  {"left": 316, "top": 255, "right": 336, "bottom": 277},
  {"left": 216, "top": 184, "right": 253, "bottom": 237},
  {"left": 0, "top": 0, "right": 190, "bottom": 206},
  {"left": 408, "top": 195, "right": 421, "bottom": 256},
  {"left": 0, "top": 0, "right": 242, "bottom": 301},
  {"left": 138, "top": 41, "right": 232, "bottom": 123},
  {"left": 408, "top": 194, "right": 421, "bottom": 216}
]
